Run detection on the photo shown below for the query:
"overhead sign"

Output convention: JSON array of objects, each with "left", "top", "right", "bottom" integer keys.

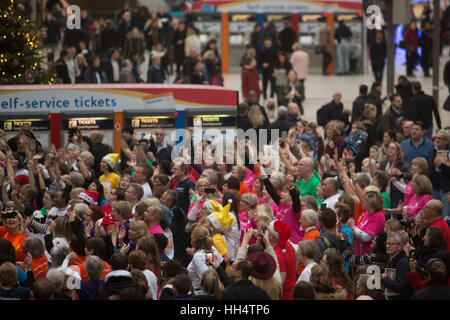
[
  {"left": 188, "top": 115, "right": 236, "bottom": 128},
  {"left": 129, "top": 116, "right": 176, "bottom": 129},
  {"left": 0, "top": 119, "right": 50, "bottom": 132},
  {"left": 62, "top": 118, "right": 114, "bottom": 130},
  {"left": 194, "top": 0, "right": 362, "bottom": 13}
]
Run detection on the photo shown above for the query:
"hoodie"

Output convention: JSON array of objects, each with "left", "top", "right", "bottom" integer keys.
[
  {"left": 96, "top": 270, "right": 141, "bottom": 299},
  {"left": 314, "top": 232, "right": 345, "bottom": 263}
]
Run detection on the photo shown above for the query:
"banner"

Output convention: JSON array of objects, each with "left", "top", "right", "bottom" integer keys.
[
  {"left": 0, "top": 84, "right": 237, "bottom": 114},
  {"left": 193, "top": 0, "right": 363, "bottom": 13},
  {"left": 129, "top": 116, "right": 176, "bottom": 129},
  {"left": 188, "top": 115, "right": 236, "bottom": 128},
  {"left": 62, "top": 118, "right": 114, "bottom": 130}
]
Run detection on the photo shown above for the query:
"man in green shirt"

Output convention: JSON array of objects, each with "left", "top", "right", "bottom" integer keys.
[
  {"left": 373, "top": 171, "right": 391, "bottom": 209},
  {"left": 293, "top": 157, "right": 321, "bottom": 203}
]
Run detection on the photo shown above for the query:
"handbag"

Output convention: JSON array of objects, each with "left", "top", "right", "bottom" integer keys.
[
  {"left": 340, "top": 38, "right": 353, "bottom": 53},
  {"left": 444, "top": 94, "right": 450, "bottom": 111}
]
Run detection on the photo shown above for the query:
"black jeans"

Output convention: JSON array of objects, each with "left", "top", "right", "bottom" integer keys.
[
  {"left": 406, "top": 50, "right": 417, "bottom": 75},
  {"left": 262, "top": 74, "right": 275, "bottom": 99},
  {"left": 322, "top": 51, "right": 332, "bottom": 74}
]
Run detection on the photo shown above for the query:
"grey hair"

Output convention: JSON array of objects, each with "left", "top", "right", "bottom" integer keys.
[
  {"left": 85, "top": 255, "right": 104, "bottom": 280},
  {"left": 202, "top": 169, "right": 219, "bottom": 186},
  {"left": 277, "top": 106, "right": 288, "bottom": 119},
  {"left": 388, "top": 232, "right": 405, "bottom": 245},
  {"left": 130, "top": 183, "right": 144, "bottom": 201},
  {"left": 90, "top": 131, "right": 104, "bottom": 145},
  {"left": 70, "top": 171, "right": 85, "bottom": 188},
  {"left": 355, "top": 173, "right": 371, "bottom": 189},
  {"left": 73, "top": 203, "right": 89, "bottom": 219},
  {"left": 50, "top": 244, "right": 69, "bottom": 267},
  {"left": 437, "top": 129, "right": 450, "bottom": 144},
  {"left": 271, "top": 172, "right": 285, "bottom": 190},
  {"left": 46, "top": 269, "right": 65, "bottom": 293},
  {"left": 241, "top": 193, "right": 258, "bottom": 207},
  {"left": 66, "top": 143, "right": 80, "bottom": 151},
  {"left": 81, "top": 151, "right": 94, "bottom": 167},
  {"left": 301, "top": 209, "right": 319, "bottom": 226}
]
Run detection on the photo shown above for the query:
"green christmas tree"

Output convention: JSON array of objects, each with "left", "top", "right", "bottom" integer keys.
[{"left": 0, "top": 0, "right": 53, "bottom": 84}]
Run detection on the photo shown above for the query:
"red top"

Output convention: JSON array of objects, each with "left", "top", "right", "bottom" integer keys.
[
  {"left": 430, "top": 217, "right": 450, "bottom": 251},
  {"left": 274, "top": 241, "right": 297, "bottom": 300},
  {"left": 241, "top": 66, "right": 261, "bottom": 101},
  {"left": 19, "top": 256, "right": 48, "bottom": 280}
]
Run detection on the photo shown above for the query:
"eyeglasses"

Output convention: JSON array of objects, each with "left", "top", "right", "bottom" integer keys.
[{"left": 385, "top": 242, "right": 400, "bottom": 246}]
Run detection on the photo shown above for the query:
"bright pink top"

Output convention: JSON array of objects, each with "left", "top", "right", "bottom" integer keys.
[
  {"left": 243, "top": 167, "right": 256, "bottom": 191},
  {"left": 352, "top": 210, "right": 386, "bottom": 256},
  {"left": 405, "top": 193, "right": 432, "bottom": 219},
  {"left": 258, "top": 197, "right": 280, "bottom": 218},
  {"left": 239, "top": 210, "right": 259, "bottom": 245},
  {"left": 148, "top": 224, "right": 164, "bottom": 236},
  {"left": 188, "top": 200, "right": 206, "bottom": 223},
  {"left": 404, "top": 181, "right": 414, "bottom": 206},
  {"left": 278, "top": 203, "right": 303, "bottom": 244}
]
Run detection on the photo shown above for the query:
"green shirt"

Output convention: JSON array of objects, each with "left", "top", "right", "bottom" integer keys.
[
  {"left": 294, "top": 170, "right": 321, "bottom": 203},
  {"left": 381, "top": 191, "right": 391, "bottom": 209}
]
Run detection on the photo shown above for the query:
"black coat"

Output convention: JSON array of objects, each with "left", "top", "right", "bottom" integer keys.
[
  {"left": 102, "top": 58, "right": 121, "bottom": 83},
  {"left": 92, "top": 142, "right": 112, "bottom": 178},
  {"left": 149, "top": 139, "right": 173, "bottom": 164},
  {"left": 44, "top": 18, "right": 60, "bottom": 45},
  {"left": 368, "top": 87, "right": 383, "bottom": 117},
  {"left": 428, "top": 147, "right": 450, "bottom": 193},
  {"left": 147, "top": 66, "right": 165, "bottom": 84},
  {"left": 237, "top": 115, "right": 253, "bottom": 132},
  {"left": 351, "top": 94, "right": 375, "bottom": 123},
  {"left": 369, "top": 40, "right": 387, "bottom": 68},
  {"left": 412, "top": 282, "right": 450, "bottom": 300},
  {"left": 54, "top": 59, "right": 71, "bottom": 84},
  {"left": 395, "top": 80, "right": 413, "bottom": 113},
  {"left": 381, "top": 251, "right": 412, "bottom": 300},
  {"left": 172, "top": 30, "right": 186, "bottom": 63},
  {"left": 100, "top": 27, "right": 118, "bottom": 57},
  {"left": 96, "top": 275, "right": 142, "bottom": 299},
  {"left": 279, "top": 27, "right": 296, "bottom": 53},
  {"left": 258, "top": 47, "right": 278, "bottom": 75},
  {"left": 83, "top": 67, "right": 107, "bottom": 84},
  {"left": 407, "top": 91, "right": 441, "bottom": 129},
  {"left": 221, "top": 280, "right": 270, "bottom": 300}
]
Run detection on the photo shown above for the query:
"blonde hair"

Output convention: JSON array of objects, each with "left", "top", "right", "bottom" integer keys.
[
  {"left": 241, "top": 193, "right": 258, "bottom": 208},
  {"left": 112, "top": 201, "right": 132, "bottom": 220},
  {"left": 191, "top": 225, "right": 213, "bottom": 251},
  {"left": 248, "top": 104, "right": 266, "bottom": 129},
  {"left": 364, "top": 190, "right": 384, "bottom": 212},
  {"left": 412, "top": 174, "right": 432, "bottom": 196},
  {"left": 200, "top": 270, "right": 222, "bottom": 299},
  {"left": 250, "top": 276, "right": 282, "bottom": 300},
  {"left": 412, "top": 157, "right": 429, "bottom": 175},
  {"left": 54, "top": 216, "right": 75, "bottom": 241},
  {"left": 385, "top": 219, "right": 402, "bottom": 234},
  {"left": 70, "top": 187, "right": 85, "bottom": 199},
  {"left": 143, "top": 197, "right": 161, "bottom": 207},
  {"left": 325, "top": 121, "right": 341, "bottom": 137},
  {"left": 130, "top": 220, "right": 149, "bottom": 239},
  {"left": 256, "top": 204, "right": 274, "bottom": 229}
]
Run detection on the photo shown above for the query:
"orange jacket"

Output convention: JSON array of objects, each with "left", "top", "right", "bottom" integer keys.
[
  {"left": 0, "top": 226, "right": 26, "bottom": 262},
  {"left": 20, "top": 256, "right": 48, "bottom": 280}
]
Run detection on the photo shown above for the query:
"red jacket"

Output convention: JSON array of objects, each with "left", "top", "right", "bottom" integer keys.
[
  {"left": 241, "top": 66, "right": 261, "bottom": 100},
  {"left": 430, "top": 217, "right": 450, "bottom": 251},
  {"left": 404, "top": 28, "right": 419, "bottom": 51},
  {"left": 407, "top": 270, "right": 450, "bottom": 291}
]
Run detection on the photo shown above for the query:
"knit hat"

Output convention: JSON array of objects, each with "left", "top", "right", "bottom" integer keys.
[
  {"left": 247, "top": 251, "right": 276, "bottom": 280},
  {"left": 78, "top": 190, "right": 99, "bottom": 205},
  {"left": 269, "top": 220, "right": 291, "bottom": 253},
  {"left": 14, "top": 174, "right": 29, "bottom": 186},
  {"left": 102, "top": 153, "right": 120, "bottom": 170},
  {"left": 207, "top": 199, "right": 234, "bottom": 232}
]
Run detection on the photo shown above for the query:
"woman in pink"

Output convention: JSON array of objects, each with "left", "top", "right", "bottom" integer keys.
[
  {"left": 387, "top": 157, "right": 429, "bottom": 217},
  {"left": 403, "top": 174, "right": 432, "bottom": 219},
  {"left": 239, "top": 193, "right": 259, "bottom": 244},
  {"left": 261, "top": 172, "right": 303, "bottom": 244},
  {"left": 187, "top": 178, "right": 216, "bottom": 224},
  {"left": 348, "top": 189, "right": 386, "bottom": 256}
]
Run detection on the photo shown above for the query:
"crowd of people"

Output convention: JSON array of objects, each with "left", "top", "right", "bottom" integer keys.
[
  {"left": 0, "top": 67, "right": 449, "bottom": 300},
  {"left": 39, "top": 0, "right": 223, "bottom": 85}
]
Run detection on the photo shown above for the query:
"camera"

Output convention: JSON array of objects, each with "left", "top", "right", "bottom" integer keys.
[{"left": 401, "top": 219, "right": 415, "bottom": 229}]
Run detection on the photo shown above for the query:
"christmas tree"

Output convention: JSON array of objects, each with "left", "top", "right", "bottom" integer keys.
[{"left": 0, "top": 0, "right": 53, "bottom": 84}]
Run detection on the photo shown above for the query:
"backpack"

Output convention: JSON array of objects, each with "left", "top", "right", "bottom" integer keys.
[
  {"left": 316, "top": 104, "right": 329, "bottom": 127},
  {"left": 318, "top": 234, "right": 341, "bottom": 256}
]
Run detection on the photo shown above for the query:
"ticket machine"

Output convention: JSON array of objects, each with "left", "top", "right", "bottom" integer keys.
[
  {"left": 61, "top": 114, "right": 115, "bottom": 147},
  {"left": 228, "top": 13, "right": 257, "bottom": 73},
  {"left": 298, "top": 13, "right": 328, "bottom": 74},
  {"left": 335, "top": 13, "right": 363, "bottom": 74},
  {"left": 0, "top": 117, "right": 51, "bottom": 149},
  {"left": 126, "top": 113, "right": 176, "bottom": 144},
  {"left": 193, "top": 13, "right": 222, "bottom": 50}
]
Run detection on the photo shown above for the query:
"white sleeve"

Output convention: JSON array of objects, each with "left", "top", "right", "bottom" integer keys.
[
  {"left": 265, "top": 246, "right": 282, "bottom": 285},
  {"left": 187, "top": 201, "right": 200, "bottom": 222},
  {"left": 392, "top": 180, "right": 406, "bottom": 193},
  {"left": 353, "top": 227, "right": 374, "bottom": 242}
]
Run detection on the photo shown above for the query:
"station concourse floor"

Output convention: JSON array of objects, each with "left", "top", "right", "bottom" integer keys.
[{"left": 156, "top": 47, "right": 450, "bottom": 130}]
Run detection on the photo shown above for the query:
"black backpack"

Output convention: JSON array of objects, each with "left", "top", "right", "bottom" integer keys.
[{"left": 317, "top": 104, "right": 329, "bottom": 127}]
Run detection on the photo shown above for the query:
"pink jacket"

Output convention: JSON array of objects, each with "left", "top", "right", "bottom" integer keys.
[
  {"left": 239, "top": 210, "right": 259, "bottom": 245},
  {"left": 290, "top": 50, "right": 309, "bottom": 80},
  {"left": 278, "top": 202, "right": 303, "bottom": 245}
]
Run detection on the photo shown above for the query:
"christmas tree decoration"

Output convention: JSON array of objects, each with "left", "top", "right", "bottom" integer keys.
[{"left": 0, "top": 0, "right": 52, "bottom": 84}]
